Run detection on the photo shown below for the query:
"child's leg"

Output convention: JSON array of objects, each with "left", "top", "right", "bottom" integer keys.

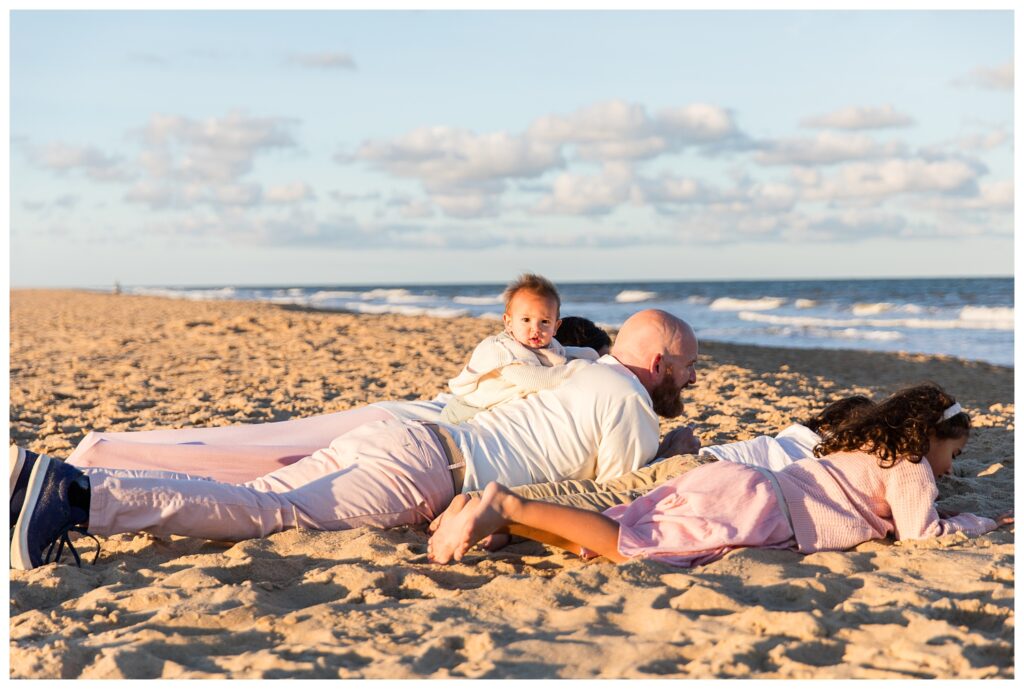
[{"left": 429, "top": 482, "right": 627, "bottom": 564}]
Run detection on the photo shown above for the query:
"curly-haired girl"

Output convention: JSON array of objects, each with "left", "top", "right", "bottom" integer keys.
[{"left": 428, "top": 384, "right": 1013, "bottom": 567}]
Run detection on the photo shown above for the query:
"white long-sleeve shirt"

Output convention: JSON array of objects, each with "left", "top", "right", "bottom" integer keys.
[
  {"left": 443, "top": 332, "right": 599, "bottom": 423},
  {"left": 698, "top": 424, "right": 822, "bottom": 471},
  {"left": 443, "top": 354, "right": 661, "bottom": 492}
]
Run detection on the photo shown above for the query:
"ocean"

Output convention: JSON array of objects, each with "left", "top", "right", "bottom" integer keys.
[{"left": 126, "top": 277, "right": 1014, "bottom": 367}]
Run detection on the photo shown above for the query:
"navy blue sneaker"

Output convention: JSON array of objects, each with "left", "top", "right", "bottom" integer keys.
[
  {"left": 10, "top": 453, "right": 98, "bottom": 570},
  {"left": 10, "top": 445, "right": 42, "bottom": 536}
]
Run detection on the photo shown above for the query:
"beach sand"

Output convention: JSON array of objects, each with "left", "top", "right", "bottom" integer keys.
[{"left": 8, "top": 289, "right": 1015, "bottom": 679}]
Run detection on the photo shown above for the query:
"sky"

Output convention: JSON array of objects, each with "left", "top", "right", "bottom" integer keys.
[{"left": 7, "top": 9, "right": 1016, "bottom": 287}]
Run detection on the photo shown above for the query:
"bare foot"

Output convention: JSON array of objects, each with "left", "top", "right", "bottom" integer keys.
[
  {"left": 428, "top": 493, "right": 470, "bottom": 534},
  {"left": 429, "top": 482, "right": 517, "bottom": 564},
  {"left": 427, "top": 494, "right": 475, "bottom": 562},
  {"left": 479, "top": 532, "right": 511, "bottom": 551},
  {"left": 450, "top": 482, "right": 518, "bottom": 562}
]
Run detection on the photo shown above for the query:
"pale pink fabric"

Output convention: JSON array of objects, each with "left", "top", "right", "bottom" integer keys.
[
  {"left": 67, "top": 407, "right": 392, "bottom": 484},
  {"left": 602, "top": 461, "right": 795, "bottom": 567},
  {"left": 602, "top": 451, "right": 998, "bottom": 568},
  {"left": 774, "top": 450, "right": 998, "bottom": 552},
  {"left": 83, "top": 417, "right": 455, "bottom": 541}
]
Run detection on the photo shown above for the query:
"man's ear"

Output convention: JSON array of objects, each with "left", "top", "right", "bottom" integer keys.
[{"left": 649, "top": 352, "right": 663, "bottom": 376}]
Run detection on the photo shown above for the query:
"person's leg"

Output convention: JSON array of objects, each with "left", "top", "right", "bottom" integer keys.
[
  {"left": 66, "top": 407, "right": 394, "bottom": 483},
  {"left": 428, "top": 482, "right": 627, "bottom": 564},
  {"left": 84, "top": 418, "right": 454, "bottom": 542},
  {"left": 501, "top": 454, "right": 706, "bottom": 512}
]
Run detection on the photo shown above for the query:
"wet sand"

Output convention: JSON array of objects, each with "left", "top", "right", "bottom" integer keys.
[{"left": 8, "top": 289, "right": 1015, "bottom": 678}]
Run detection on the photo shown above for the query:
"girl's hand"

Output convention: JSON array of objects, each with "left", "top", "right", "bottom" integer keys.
[{"left": 994, "top": 510, "right": 1014, "bottom": 526}]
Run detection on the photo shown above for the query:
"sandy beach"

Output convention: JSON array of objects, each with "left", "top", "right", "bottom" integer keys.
[{"left": 8, "top": 289, "right": 1014, "bottom": 679}]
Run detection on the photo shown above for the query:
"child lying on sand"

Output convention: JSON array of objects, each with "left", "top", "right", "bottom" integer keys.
[{"left": 428, "top": 383, "right": 1013, "bottom": 566}]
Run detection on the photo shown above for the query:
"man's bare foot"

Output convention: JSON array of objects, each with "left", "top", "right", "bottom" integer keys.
[{"left": 429, "top": 482, "right": 518, "bottom": 564}]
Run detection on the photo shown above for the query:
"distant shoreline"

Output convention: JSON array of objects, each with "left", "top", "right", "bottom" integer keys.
[{"left": 11, "top": 288, "right": 1014, "bottom": 374}]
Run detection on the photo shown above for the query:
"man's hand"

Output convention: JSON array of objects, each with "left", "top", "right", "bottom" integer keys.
[
  {"left": 995, "top": 509, "right": 1014, "bottom": 527},
  {"left": 657, "top": 425, "right": 700, "bottom": 458}
]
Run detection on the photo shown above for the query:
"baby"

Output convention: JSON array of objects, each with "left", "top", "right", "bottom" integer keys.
[{"left": 442, "top": 274, "right": 600, "bottom": 423}]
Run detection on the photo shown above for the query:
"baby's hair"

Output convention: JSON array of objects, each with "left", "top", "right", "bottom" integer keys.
[
  {"left": 556, "top": 316, "right": 612, "bottom": 353},
  {"left": 503, "top": 273, "right": 561, "bottom": 316},
  {"left": 802, "top": 395, "right": 875, "bottom": 435},
  {"left": 814, "top": 383, "right": 971, "bottom": 468}
]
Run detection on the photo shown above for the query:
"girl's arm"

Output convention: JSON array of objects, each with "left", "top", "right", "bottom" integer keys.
[
  {"left": 428, "top": 482, "right": 629, "bottom": 564},
  {"left": 886, "top": 462, "right": 999, "bottom": 540}
]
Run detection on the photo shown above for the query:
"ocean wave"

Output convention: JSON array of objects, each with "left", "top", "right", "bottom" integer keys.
[
  {"left": 710, "top": 297, "right": 786, "bottom": 312},
  {"left": 309, "top": 290, "right": 361, "bottom": 301},
  {"left": 342, "top": 302, "right": 469, "bottom": 318},
  {"left": 130, "top": 287, "right": 238, "bottom": 301},
  {"left": 852, "top": 302, "right": 924, "bottom": 316},
  {"left": 616, "top": 290, "right": 658, "bottom": 303},
  {"left": 794, "top": 299, "right": 817, "bottom": 309},
  {"left": 766, "top": 325, "right": 904, "bottom": 342},
  {"left": 960, "top": 306, "right": 1014, "bottom": 327},
  {"left": 739, "top": 310, "right": 1013, "bottom": 332},
  {"left": 454, "top": 295, "right": 504, "bottom": 305},
  {"left": 686, "top": 296, "right": 711, "bottom": 305}
]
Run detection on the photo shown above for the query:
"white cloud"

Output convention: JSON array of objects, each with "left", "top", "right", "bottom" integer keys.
[
  {"left": 953, "top": 61, "right": 1013, "bottom": 91},
  {"left": 907, "top": 179, "right": 1014, "bottom": 213},
  {"left": 533, "top": 162, "right": 635, "bottom": 215},
  {"left": 30, "top": 142, "right": 132, "bottom": 181},
  {"left": 21, "top": 194, "right": 80, "bottom": 213},
  {"left": 755, "top": 131, "right": 907, "bottom": 166},
  {"left": 139, "top": 111, "right": 296, "bottom": 183},
  {"left": 801, "top": 104, "right": 915, "bottom": 130},
  {"left": 386, "top": 195, "right": 435, "bottom": 219},
  {"left": 527, "top": 99, "right": 740, "bottom": 161},
  {"left": 798, "top": 157, "right": 981, "bottom": 201},
  {"left": 431, "top": 189, "right": 501, "bottom": 218},
  {"left": 351, "top": 126, "right": 562, "bottom": 189},
  {"left": 287, "top": 52, "right": 356, "bottom": 70},
  {"left": 126, "top": 111, "right": 298, "bottom": 210},
  {"left": 266, "top": 182, "right": 315, "bottom": 204}
]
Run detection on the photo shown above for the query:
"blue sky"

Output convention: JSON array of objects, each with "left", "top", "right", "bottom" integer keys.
[{"left": 8, "top": 10, "right": 1015, "bottom": 287}]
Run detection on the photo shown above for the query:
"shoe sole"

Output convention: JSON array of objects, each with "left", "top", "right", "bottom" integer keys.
[
  {"left": 9, "top": 445, "right": 26, "bottom": 498},
  {"left": 10, "top": 453, "right": 52, "bottom": 570}
]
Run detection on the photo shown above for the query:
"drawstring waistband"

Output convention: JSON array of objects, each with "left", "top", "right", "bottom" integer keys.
[{"left": 752, "top": 465, "right": 795, "bottom": 535}]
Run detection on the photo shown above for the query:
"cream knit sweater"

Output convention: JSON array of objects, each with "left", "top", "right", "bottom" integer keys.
[
  {"left": 775, "top": 450, "right": 997, "bottom": 553},
  {"left": 443, "top": 333, "right": 599, "bottom": 423}
]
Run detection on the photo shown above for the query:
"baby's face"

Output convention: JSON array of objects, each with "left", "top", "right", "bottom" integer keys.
[{"left": 503, "top": 291, "right": 560, "bottom": 349}]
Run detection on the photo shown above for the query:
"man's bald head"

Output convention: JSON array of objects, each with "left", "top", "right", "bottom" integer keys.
[{"left": 611, "top": 309, "right": 698, "bottom": 418}]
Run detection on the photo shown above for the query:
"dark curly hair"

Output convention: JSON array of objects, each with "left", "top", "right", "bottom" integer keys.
[
  {"left": 802, "top": 395, "right": 875, "bottom": 435},
  {"left": 813, "top": 383, "right": 970, "bottom": 468},
  {"left": 556, "top": 316, "right": 612, "bottom": 354}
]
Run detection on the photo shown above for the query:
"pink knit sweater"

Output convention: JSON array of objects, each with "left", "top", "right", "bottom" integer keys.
[{"left": 774, "top": 451, "right": 997, "bottom": 553}]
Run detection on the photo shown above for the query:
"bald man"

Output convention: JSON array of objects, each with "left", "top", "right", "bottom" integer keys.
[{"left": 12, "top": 309, "right": 700, "bottom": 569}]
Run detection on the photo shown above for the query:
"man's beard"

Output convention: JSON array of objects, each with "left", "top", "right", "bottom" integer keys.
[{"left": 651, "top": 374, "right": 684, "bottom": 418}]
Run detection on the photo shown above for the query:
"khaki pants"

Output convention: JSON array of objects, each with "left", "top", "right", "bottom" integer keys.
[{"left": 469, "top": 454, "right": 711, "bottom": 512}]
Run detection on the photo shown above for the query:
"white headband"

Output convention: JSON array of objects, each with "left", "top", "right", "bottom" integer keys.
[{"left": 941, "top": 402, "right": 962, "bottom": 421}]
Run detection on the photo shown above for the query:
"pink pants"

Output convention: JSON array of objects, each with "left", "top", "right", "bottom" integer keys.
[
  {"left": 81, "top": 417, "right": 456, "bottom": 541},
  {"left": 67, "top": 406, "right": 392, "bottom": 483}
]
